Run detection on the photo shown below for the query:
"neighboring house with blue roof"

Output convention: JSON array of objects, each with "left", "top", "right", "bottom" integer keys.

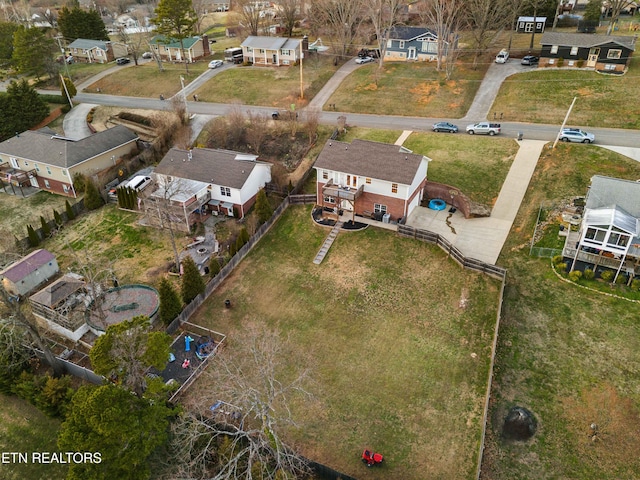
[
  {"left": 566, "top": 175, "right": 640, "bottom": 282},
  {"left": 241, "top": 36, "right": 306, "bottom": 66},
  {"left": 67, "top": 39, "right": 128, "bottom": 63},
  {"left": 149, "top": 35, "right": 211, "bottom": 62},
  {"left": 0, "top": 126, "right": 138, "bottom": 197},
  {"left": 384, "top": 26, "right": 453, "bottom": 62}
]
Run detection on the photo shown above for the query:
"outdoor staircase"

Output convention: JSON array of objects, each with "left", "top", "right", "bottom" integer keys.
[{"left": 313, "top": 221, "right": 342, "bottom": 264}]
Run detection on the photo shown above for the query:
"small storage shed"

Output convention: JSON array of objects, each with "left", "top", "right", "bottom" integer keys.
[{"left": 516, "top": 16, "right": 547, "bottom": 34}]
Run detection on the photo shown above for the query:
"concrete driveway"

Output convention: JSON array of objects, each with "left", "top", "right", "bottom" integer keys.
[{"left": 407, "top": 139, "right": 548, "bottom": 265}]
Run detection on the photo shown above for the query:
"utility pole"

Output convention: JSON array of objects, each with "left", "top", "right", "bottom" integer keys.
[
  {"left": 60, "top": 74, "right": 73, "bottom": 108},
  {"left": 180, "top": 75, "right": 189, "bottom": 120},
  {"left": 55, "top": 35, "right": 71, "bottom": 79},
  {"left": 553, "top": 96, "right": 577, "bottom": 149},
  {"left": 299, "top": 38, "right": 304, "bottom": 99}
]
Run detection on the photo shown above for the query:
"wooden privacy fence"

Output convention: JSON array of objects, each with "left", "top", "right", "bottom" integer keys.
[{"left": 397, "top": 224, "right": 506, "bottom": 280}]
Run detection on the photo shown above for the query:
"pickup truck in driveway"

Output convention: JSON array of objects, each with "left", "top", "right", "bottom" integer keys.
[{"left": 466, "top": 122, "right": 501, "bottom": 136}]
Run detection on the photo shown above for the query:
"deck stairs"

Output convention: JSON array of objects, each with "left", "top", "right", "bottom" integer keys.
[{"left": 313, "top": 221, "right": 342, "bottom": 264}]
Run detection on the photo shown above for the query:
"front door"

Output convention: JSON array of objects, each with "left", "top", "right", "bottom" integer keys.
[
  {"left": 272, "top": 53, "right": 277, "bottom": 64},
  {"left": 587, "top": 47, "right": 599, "bottom": 67},
  {"left": 408, "top": 47, "right": 416, "bottom": 60}
]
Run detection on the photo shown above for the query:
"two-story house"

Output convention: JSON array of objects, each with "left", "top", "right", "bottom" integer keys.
[
  {"left": 539, "top": 32, "right": 636, "bottom": 72},
  {"left": 313, "top": 139, "right": 430, "bottom": 223},
  {"left": 149, "top": 35, "right": 211, "bottom": 63},
  {"left": 241, "top": 35, "right": 307, "bottom": 66},
  {"left": 0, "top": 126, "right": 138, "bottom": 197},
  {"left": 66, "top": 39, "right": 129, "bottom": 64},
  {"left": 384, "top": 26, "right": 452, "bottom": 62},
  {"left": 146, "top": 147, "right": 272, "bottom": 231},
  {"left": 0, "top": 249, "right": 59, "bottom": 297}
]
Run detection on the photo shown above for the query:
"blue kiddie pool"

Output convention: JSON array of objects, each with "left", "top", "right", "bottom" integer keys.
[{"left": 428, "top": 199, "right": 446, "bottom": 211}]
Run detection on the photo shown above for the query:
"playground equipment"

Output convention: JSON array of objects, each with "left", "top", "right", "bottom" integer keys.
[
  {"left": 428, "top": 198, "right": 446, "bottom": 211},
  {"left": 185, "top": 335, "right": 194, "bottom": 352},
  {"left": 195, "top": 336, "right": 216, "bottom": 360},
  {"left": 308, "top": 38, "right": 329, "bottom": 52}
]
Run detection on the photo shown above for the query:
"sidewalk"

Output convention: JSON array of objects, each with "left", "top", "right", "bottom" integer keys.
[{"left": 307, "top": 59, "right": 361, "bottom": 110}]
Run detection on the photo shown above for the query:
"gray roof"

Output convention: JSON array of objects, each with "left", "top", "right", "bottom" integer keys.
[
  {"left": 518, "top": 16, "right": 547, "bottom": 22},
  {"left": 387, "top": 26, "right": 436, "bottom": 41},
  {"left": 68, "top": 39, "right": 109, "bottom": 50},
  {"left": 241, "top": 35, "right": 300, "bottom": 50},
  {"left": 586, "top": 175, "right": 640, "bottom": 218},
  {"left": 540, "top": 32, "right": 636, "bottom": 51},
  {"left": 314, "top": 139, "right": 426, "bottom": 185},
  {"left": 0, "top": 249, "right": 55, "bottom": 283},
  {"left": 29, "top": 274, "right": 85, "bottom": 308},
  {"left": 0, "top": 126, "right": 138, "bottom": 168},
  {"left": 155, "top": 148, "right": 268, "bottom": 189}
]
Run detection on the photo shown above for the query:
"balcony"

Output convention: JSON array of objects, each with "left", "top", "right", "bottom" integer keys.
[
  {"left": 0, "top": 166, "right": 37, "bottom": 186},
  {"left": 321, "top": 179, "right": 364, "bottom": 202}
]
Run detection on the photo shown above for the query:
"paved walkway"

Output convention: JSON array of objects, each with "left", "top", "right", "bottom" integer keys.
[
  {"left": 407, "top": 139, "right": 548, "bottom": 264},
  {"left": 394, "top": 130, "right": 413, "bottom": 145},
  {"left": 307, "top": 59, "right": 362, "bottom": 110}
]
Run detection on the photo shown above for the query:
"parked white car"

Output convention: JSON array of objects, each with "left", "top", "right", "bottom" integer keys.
[
  {"left": 355, "top": 56, "right": 375, "bottom": 64},
  {"left": 495, "top": 49, "right": 509, "bottom": 63},
  {"left": 208, "top": 59, "right": 223, "bottom": 69}
]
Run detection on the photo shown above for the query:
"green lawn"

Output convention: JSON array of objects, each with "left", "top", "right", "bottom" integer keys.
[
  {"left": 88, "top": 61, "right": 208, "bottom": 98},
  {"left": 403, "top": 133, "right": 518, "bottom": 206},
  {"left": 188, "top": 205, "right": 501, "bottom": 480},
  {"left": 482, "top": 144, "right": 640, "bottom": 479},
  {"left": 0, "top": 394, "right": 68, "bottom": 480},
  {"left": 193, "top": 55, "right": 341, "bottom": 108},
  {"left": 492, "top": 56, "right": 640, "bottom": 129},
  {"left": 325, "top": 60, "right": 487, "bottom": 118}
]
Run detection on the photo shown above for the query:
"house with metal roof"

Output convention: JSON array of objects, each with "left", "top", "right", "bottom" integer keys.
[
  {"left": 149, "top": 35, "right": 211, "bottom": 63},
  {"left": 0, "top": 126, "right": 138, "bottom": 197},
  {"left": 515, "top": 16, "right": 547, "bottom": 34},
  {"left": 313, "top": 139, "right": 430, "bottom": 223},
  {"left": 565, "top": 176, "right": 640, "bottom": 282},
  {"left": 383, "top": 26, "right": 454, "bottom": 62},
  {"left": 0, "top": 249, "right": 59, "bottom": 297},
  {"left": 66, "top": 38, "right": 128, "bottom": 64},
  {"left": 540, "top": 32, "right": 636, "bottom": 72},
  {"left": 145, "top": 147, "right": 272, "bottom": 231},
  {"left": 241, "top": 36, "right": 306, "bottom": 66}
]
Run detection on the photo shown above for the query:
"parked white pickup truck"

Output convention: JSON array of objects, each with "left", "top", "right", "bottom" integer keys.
[{"left": 466, "top": 122, "right": 501, "bottom": 136}]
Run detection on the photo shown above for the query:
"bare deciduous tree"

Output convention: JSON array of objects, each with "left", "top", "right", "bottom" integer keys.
[
  {"left": 363, "top": 0, "right": 404, "bottom": 69},
  {"left": 604, "top": 0, "right": 629, "bottom": 35},
  {"left": 416, "top": 0, "right": 463, "bottom": 76},
  {"left": 233, "top": 0, "right": 263, "bottom": 36},
  {"left": 278, "top": 0, "right": 301, "bottom": 37},
  {"left": 310, "top": 0, "right": 363, "bottom": 59},
  {"left": 245, "top": 112, "right": 269, "bottom": 155},
  {"left": 302, "top": 108, "right": 320, "bottom": 147},
  {"left": 226, "top": 103, "right": 247, "bottom": 148},
  {"left": 465, "top": 0, "right": 511, "bottom": 68},
  {"left": 168, "top": 324, "right": 313, "bottom": 480}
]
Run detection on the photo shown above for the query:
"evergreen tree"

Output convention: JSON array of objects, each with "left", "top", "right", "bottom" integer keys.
[
  {"left": 59, "top": 76, "right": 77, "bottom": 103},
  {"left": 57, "top": 6, "right": 109, "bottom": 42},
  {"left": 180, "top": 256, "right": 205, "bottom": 304},
  {"left": 254, "top": 189, "right": 273, "bottom": 224},
  {"left": 153, "top": 0, "right": 197, "bottom": 73},
  {"left": 0, "top": 22, "right": 18, "bottom": 67},
  {"left": 208, "top": 256, "right": 221, "bottom": 277},
  {"left": 26, "top": 224, "right": 40, "bottom": 247},
  {"left": 40, "top": 216, "right": 51, "bottom": 238},
  {"left": 84, "top": 178, "right": 104, "bottom": 210},
  {"left": 239, "top": 227, "right": 250, "bottom": 245},
  {"left": 0, "top": 80, "right": 49, "bottom": 141},
  {"left": 158, "top": 278, "right": 182, "bottom": 325},
  {"left": 65, "top": 200, "right": 76, "bottom": 220},
  {"left": 584, "top": 0, "right": 603, "bottom": 21},
  {"left": 229, "top": 240, "right": 237, "bottom": 257},
  {"left": 58, "top": 384, "right": 173, "bottom": 480},
  {"left": 53, "top": 209, "right": 63, "bottom": 227},
  {"left": 12, "top": 26, "right": 56, "bottom": 79}
]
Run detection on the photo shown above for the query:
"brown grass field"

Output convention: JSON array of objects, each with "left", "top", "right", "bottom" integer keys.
[{"left": 185, "top": 205, "right": 501, "bottom": 479}]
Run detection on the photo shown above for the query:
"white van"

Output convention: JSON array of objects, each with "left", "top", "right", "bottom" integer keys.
[
  {"left": 127, "top": 175, "right": 152, "bottom": 192},
  {"left": 495, "top": 49, "right": 509, "bottom": 63}
]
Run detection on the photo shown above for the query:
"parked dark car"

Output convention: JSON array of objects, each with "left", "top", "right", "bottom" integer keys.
[
  {"left": 521, "top": 55, "right": 539, "bottom": 66},
  {"left": 432, "top": 122, "right": 458, "bottom": 133},
  {"left": 116, "top": 57, "right": 131, "bottom": 65}
]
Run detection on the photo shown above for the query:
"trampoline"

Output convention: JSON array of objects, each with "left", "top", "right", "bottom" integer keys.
[{"left": 428, "top": 198, "right": 446, "bottom": 211}]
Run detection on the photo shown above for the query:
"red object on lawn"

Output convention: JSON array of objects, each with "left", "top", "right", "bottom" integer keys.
[{"left": 361, "top": 449, "right": 383, "bottom": 467}]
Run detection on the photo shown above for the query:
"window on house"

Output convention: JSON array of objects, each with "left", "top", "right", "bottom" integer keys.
[
  {"left": 35, "top": 164, "right": 40, "bottom": 172},
  {"left": 536, "top": 23, "right": 543, "bottom": 30},
  {"left": 387, "top": 39, "right": 392, "bottom": 48},
  {"left": 550, "top": 45, "right": 558, "bottom": 54},
  {"left": 365, "top": 178, "right": 371, "bottom": 184},
  {"left": 220, "top": 186, "right": 231, "bottom": 197},
  {"left": 585, "top": 227, "right": 606, "bottom": 243},
  {"left": 62, "top": 169, "right": 68, "bottom": 176},
  {"left": 46, "top": 166, "right": 51, "bottom": 174},
  {"left": 281, "top": 49, "right": 290, "bottom": 55},
  {"left": 44, "top": 180, "right": 50, "bottom": 188},
  {"left": 519, "top": 22, "right": 525, "bottom": 29},
  {"left": 568, "top": 60, "right": 575, "bottom": 66},
  {"left": 399, "top": 41, "right": 405, "bottom": 49},
  {"left": 607, "top": 49, "right": 622, "bottom": 59},
  {"left": 525, "top": 23, "right": 533, "bottom": 33},
  {"left": 322, "top": 171, "right": 328, "bottom": 180},
  {"left": 549, "top": 59, "right": 555, "bottom": 64},
  {"left": 607, "top": 232, "right": 629, "bottom": 248},
  {"left": 324, "top": 195, "right": 335, "bottom": 204},
  {"left": 391, "top": 183, "right": 398, "bottom": 193},
  {"left": 247, "top": 47, "right": 253, "bottom": 52},
  {"left": 63, "top": 185, "right": 69, "bottom": 193},
  {"left": 374, "top": 204, "right": 387, "bottom": 213},
  {"left": 10, "top": 157, "right": 18, "bottom": 168},
  {"left": 604, "top": 63, "right": 616, "bottom": 70},
  {"left": 259, "top": 49, "right": 265, "bottom": 54},
  {"left": 570, "top": 46, "right": 578, "bottom": 55}
]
